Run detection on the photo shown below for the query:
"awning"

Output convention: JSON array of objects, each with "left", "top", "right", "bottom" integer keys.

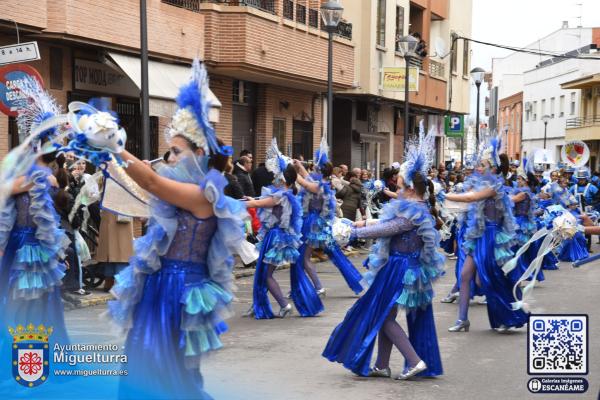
[{"left": 107, "top": 52, "right": 221, "bottom": 122}]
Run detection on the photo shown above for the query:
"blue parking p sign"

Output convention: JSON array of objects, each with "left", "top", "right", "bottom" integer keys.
[{"left": 445, "top": 115, "right": 464, "bottom": 138}]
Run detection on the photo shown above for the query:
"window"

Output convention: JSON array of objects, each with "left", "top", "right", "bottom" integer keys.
[
  {"left": 283, "top": 0, "right": 293, "bottom": 20},
  {"left": 395, "top": 6, "right": 404, "bottom": 52},
  {"left": 273, "top": 119, "right": 286, "bottom": 151},
  {"left": 533, "top": 101, "right": 537, "bottom": 121},
  {"left": 450, "top": 35, "right": 458, "bottom": 73},
  {"left": 50, "top": 47, "right": 63, "bottom": 90},
  {"left": 570, "top": 92, "right": 576, "bottom": 115},
  {"left": 376, "top": 0, "right": 386, "bottom": 46},
  {"left": 550, "top": 97, "right": 555, "bottom": 118},
  {"left": 462, "top": 40, "right": 469, "bottom": 76},
  {"left": 526, "top": 109, "right": 530, "bottom": 122},
  {"left": 541, "top": 99, "right": 546, "bottom": 115},
  {"left": 296, "top": 2, "right": 306, "bottom": 24},
  {"left": 559, "top": 95, "right": 565, "bottom": 117},
  {"left": 232, "top": 80, "right": 256, "bottom": 105}
]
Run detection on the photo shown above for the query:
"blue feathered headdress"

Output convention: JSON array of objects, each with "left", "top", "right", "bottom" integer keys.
[
  {"left": 314, "top": 135, "right": 329, "bottom": 171},
  {"left": 399, "top": 120, "right": 436, "bottom": 188},
  {"left": 169, "top": 59, "right": 232, "bottom": 156},
  {"left": 476, "top": 130, "right": 502, "bottom": 168},
  {"left": 265, "top": 138, "right": 291, "bottom": 184}
]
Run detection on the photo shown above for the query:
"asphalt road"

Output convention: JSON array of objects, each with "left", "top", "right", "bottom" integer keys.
[{"left": 66, "top": 252, "right": 600, "bottom": 400}]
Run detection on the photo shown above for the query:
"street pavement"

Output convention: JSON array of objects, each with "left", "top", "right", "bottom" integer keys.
[{"left": 66, "top": 252, "right": 600, "bottom": 400}]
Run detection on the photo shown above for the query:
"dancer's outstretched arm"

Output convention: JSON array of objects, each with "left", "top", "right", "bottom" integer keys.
[
  {"left": 445, "top": 187, "right": 495, "bottom": 203},
  {"left": 119, "top": 150, "right": 212, "bottom": 217},
  {"left": 511, "top": 191, "right": 526, "bottom": 203},
  {"left": 245, "top": 197, "right": 278, "bottom": 209},
  {"left": 293, "top": 160, "right": 320, "bottom": 194}
]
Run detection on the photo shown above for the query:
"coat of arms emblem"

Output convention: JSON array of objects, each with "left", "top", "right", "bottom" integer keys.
[{"left": 9, "top": 324, "right": 52, "bottom": 387}]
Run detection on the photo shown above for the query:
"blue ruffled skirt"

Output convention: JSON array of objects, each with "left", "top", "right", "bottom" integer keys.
[
  {"left": 440, "top": 223, "right": 456, "bottom": 254},
  {"left": 117, "top": 258, "right": 230, "bottom": 400},
  {"left": 252, "top": 228, "right": 323, "bottom": 318},
  {"left": 322, "top": 252, "right": 442, "bottom": 377},
  {"left": 301, "top": 211, "right": 363, "bottom": 294},
  {"left": 558, "top": 232, "right": 589, "bottom": 262},
  {"left": 0, "top": 226, "right": 69, "bottom": 384},
  {"left": 466, "top": 223, "right": 528, "bottom": 329},
  {"left": 511, "top": 216, "right": 544, "bottom": 282}
]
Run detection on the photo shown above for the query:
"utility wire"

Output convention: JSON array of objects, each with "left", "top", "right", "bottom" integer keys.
[{"left": 459, "top": 36, "right": 600, "bottom": 60}]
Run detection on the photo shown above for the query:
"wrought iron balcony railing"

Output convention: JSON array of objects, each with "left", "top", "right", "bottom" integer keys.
[
  {"left": 566, "top": 116, "right": 600, "bottom": 129},
  {"left": 164, "top": 0, "right": 276, "bottom": 14}
]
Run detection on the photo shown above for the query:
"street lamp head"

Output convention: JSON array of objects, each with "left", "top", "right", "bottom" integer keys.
[
  {"left": 470, "top": 67, "right": 485, "bottom": 86},
  {"left": 542, "top": 114, "right": 551, "bottom": 124},
  {"left": 320, "top": 0, "right": 344, "bottom": 32},
  {"left": 397, "top": 34, "right": 420, "bottom": 58}
]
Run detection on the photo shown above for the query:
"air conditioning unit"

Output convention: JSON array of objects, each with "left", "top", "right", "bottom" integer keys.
[{"left": 524, "top": 102, "right": 532, "bottom": 111}]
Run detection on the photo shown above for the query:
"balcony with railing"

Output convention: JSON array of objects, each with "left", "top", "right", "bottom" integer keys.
[
  {"left": 196, "top": 0, "right": 354, "bottom": 90},
  {"left": 565, "top": 116, "right": 600, "bottom": 141}
]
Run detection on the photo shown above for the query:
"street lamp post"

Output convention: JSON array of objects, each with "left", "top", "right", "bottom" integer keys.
[
  {"left": 397, "top": 34, "right": 419, "bottom": 150},
  {"left": 320, "top": 0, "right": 344, "bottom": 151},
  {"left": 470, "top": 67, "right": 485, "bottom": 144},
  {"left": 542, "top": 114, "right": 550, "bottom": 149}
]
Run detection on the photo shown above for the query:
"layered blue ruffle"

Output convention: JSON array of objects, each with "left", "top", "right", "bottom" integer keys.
[
  {"left": 256, "top": 186, "right": 302, "bottom": 267},
  {"left": 299, "top": 174, "right": 336, "bottom": 224},
  {"left": 2, "top": 166, "right": 68, "bottom": 300},
  {"left": 302, "top": 211, "right": 334, "bottom": 249},
  {"left": 364, "top": 199, "right": 445, "bottom": 311}
]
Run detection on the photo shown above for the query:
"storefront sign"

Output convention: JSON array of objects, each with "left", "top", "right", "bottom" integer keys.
[
  {"left": 0, "top": 42, "right": 40, "bottom": 66},
  {"left": 0, "top": 64, "right": 44, "bottom": 117},
  {"left": 444, "top": 115, "right": 464, "bottom": 138},
  {"left": 74, "top": 58, "right": 138, "bottom": 97},
  {"left": 381, "top": 66, "right": 419, "bottom": 92}
]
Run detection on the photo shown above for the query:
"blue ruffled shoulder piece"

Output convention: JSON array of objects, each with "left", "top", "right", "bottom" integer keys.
[
  {"left": 258, "top": 186, "right": 302, "bottom": 237},
  {"left": 463, "top": 172, "right": 516, "bottom": 265},
  {"left": 9, "top": 165, "right": 69, "bottom": 300},
  {"left": 110, "top": 156, "right": 247, "bottom": 329},
  {"left": 364, "top": 199, "right": 445, "bottom": 310}
]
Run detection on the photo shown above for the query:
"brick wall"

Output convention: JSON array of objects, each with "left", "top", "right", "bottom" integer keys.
[
  {"left": 0, "top": 0, "right": 48, "bottom": 30},
  {"left": 45, "top": 0, "right": 205, "bottom": 60},
  {"left": 202, "top": 7, "right": 354, "bottom": 88},
  {"left": 209, "top": 75, "right": 233, "bottom": 147}
]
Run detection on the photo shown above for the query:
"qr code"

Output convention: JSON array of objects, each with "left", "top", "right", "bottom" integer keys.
[{"left": 528, "top": 315, "right": 588, "bottom": 375}]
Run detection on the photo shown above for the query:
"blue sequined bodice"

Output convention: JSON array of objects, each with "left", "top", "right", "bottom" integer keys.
[
  {"left": 308, "top": 195, "right": 324, "bottom": 212},
  {"left": 163, "top": 211, "right": 218, "bottom": 264},
  {"left": 391, "top": 228, "right": 423, "bottom": 253},
  {"left": 483, "top": 198, "right": 502, "bottom": 223},
  {"left": 15, "top": 193, "right": 34, "bottom": 228},
  {"left": 514, "top": 196, "right": 530, "bottom": 216}
]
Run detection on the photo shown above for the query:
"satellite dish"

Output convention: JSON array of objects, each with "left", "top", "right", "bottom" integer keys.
[{"left": 433, "top": 37, "right": 451, "bottom": 59}]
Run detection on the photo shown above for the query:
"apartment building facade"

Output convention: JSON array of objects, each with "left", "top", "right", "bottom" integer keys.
[
  {"left": 0, "top": 0, "right": 354, "bottom": 163},
  {"left": 333, "top": 0, "right": 472, "bottom": 173}
]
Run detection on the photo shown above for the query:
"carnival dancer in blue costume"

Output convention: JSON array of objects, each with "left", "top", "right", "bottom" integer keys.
[
  {"left": 323, "top": 130, "right": 444, "bottom": 380},
  {"left": 557, "top": 198, "right": 589, "bottom": 262},
  {"left": 0, "top": 78, "right": 72, "bottom": 384},
  {"left": 108, "top": 61, "right": 252, "bottom": 400},
  {"left": 444, "top": 136, "right": 528, "bottom": 333},
  {"left": 509, "top": 160, "right": 545, "bottom": 282},
  {"left": 244, "top": 139, "right": 323, "bottom": 319},
  {"left": 292, "top": 137, "right": 364, "bottom": 296},
  {"left": 440, "top": 159, "right": 484, "bottom": 303}
]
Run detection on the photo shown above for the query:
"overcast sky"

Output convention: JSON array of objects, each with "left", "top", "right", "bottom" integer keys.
[{"left": 468, "top": 0, "right": 600, "bottom": 118}]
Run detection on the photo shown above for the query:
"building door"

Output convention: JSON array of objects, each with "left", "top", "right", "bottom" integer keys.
[
  {"left": 116, "top": 99, "right": 158, "bottom": 159},
  {"left": 232, "top": 80, "right": 256, "bottom": 160},
  {"left": 292, "top": 120, "right": 313, "bottom": 161}
]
